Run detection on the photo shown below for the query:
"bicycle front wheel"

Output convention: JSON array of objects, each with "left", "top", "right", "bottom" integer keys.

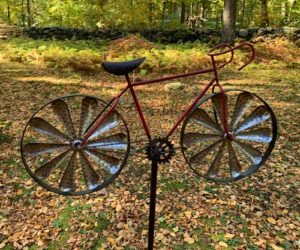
[
  {"left": 21, "top": 94, "right": 130, "bottom": 195},
  {"left": 180, "top": 90, "right": 277, "bottom": 183}
]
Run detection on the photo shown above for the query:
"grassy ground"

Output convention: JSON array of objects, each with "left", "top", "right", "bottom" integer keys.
[{"left": 0, "top": 36, "right": 299, "bottom": 250}]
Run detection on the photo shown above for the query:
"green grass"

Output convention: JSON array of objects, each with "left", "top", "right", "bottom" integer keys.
[
  {"left": 0, "top": 38, "right": 107, "bottom": 73},
  {"left": 1, "top": 36, "right": 299, "bottom": 75},
  {"left": 198, "top": 216, "right": 216, "bottom": 228},
  {"left": 0, "top": 37, "right": 210, "bottom": 74},
  {"left": 161, "top": 179, "right": 190, "bottom": 192},
  {"left": 2, "top": 245, "right": 14, "bottom": 250},
  {"left": 47, "top": 232, "right": 71, "bottom": 250},
  {"left": 0, "top": 130, "right": 12, "bottom": 144}
]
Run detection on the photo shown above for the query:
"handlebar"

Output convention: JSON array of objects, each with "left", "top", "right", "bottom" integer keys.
[
  {"left": 233, "top": 43, "right": 256, "bottom": 70},
  {"left": 208, "top": 42, "right": 256, "bottom": 71}
]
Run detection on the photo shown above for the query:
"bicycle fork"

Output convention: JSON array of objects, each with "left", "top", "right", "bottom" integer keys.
[{"left": 210, "top": 55, "right": 230, "bottom": 137}]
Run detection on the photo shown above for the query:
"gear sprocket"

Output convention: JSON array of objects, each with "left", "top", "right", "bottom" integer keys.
[{"left": 146, "top": 137, "right": 175, "bottom": 163}]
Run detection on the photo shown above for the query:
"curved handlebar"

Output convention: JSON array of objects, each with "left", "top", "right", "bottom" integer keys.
[
  {"left": 208, "top": 42, "right": 256, "bottom": 71},
  {"left": 232, "top": 42, "right": 256, "bottom": 71},
  {"left": 208, "top": 43, "right": 234, "bottom": 69},
  {"left": 207, "top": 43, "right": 232, "bottom": 56}
]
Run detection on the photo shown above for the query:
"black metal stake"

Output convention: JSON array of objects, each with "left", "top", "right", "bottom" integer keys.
[{"left": 148, "top": 160, "right": 159, "bottom": 250}]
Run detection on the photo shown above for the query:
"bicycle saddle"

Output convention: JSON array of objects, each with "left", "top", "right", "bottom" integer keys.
[{"left": 102, "top": 57, "right": 146, "bottom": 76}]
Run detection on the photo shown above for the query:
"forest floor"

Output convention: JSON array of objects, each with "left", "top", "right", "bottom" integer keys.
[
  {"left": 0, "top": 23, "right": 21, "bottom": 39},
  {"left": 0, "top": 36, "right": 299, "bottom": 250}
]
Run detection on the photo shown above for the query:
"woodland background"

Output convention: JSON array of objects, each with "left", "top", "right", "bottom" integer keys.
[
  {"left": 0, "top": 0, "right": 300, "bottom": 250},
  {"left": 0, "top": 0, "right": 299, "bottom": 30}
]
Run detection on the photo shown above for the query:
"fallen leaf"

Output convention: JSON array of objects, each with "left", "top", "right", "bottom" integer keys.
[
  {"left": 184, "top": 211, "right": 192, "bottom": 219},
  {"left": 116, "top": 204, "right": 122, "bottom": 212},
  {"left": 224, "top": 233, "right": 235, "bottom": 239},
  {"left": 269, "top": 243, "right": 284, "bottom": 250},
  {"left": 267, "top": 217, "right": 277, "bottom": 224},
  {"left": 184, "top": 232, "right": 195, "bottom": 244},
  {"left": 106, "top": 237, "right": 116, "bottom": 245},
  {"left": 219, "top": 241, "right": 228, "bottom": 247}
]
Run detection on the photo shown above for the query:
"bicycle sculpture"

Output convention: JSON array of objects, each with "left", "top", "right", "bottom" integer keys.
[{"left": 21, "top": 43, "right": 277, "bottom": 249}]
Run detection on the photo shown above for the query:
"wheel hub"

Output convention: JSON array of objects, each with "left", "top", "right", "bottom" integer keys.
[
  {"left": 72, "top": 139, "right": 82, "bottom": 149},
  {"left": 224, "top": 132, "right": 234, "bottom": 141}
]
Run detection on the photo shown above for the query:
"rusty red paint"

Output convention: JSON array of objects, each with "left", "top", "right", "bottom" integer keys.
[{"left": 81, "top": 42, "right": 256, "bottom": 143}]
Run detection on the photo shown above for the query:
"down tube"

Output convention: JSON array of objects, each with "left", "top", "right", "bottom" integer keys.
[
  {"left": 167, "top": 78, "right": 216, "bottom": 137},
  {"left": 125, "top": 75, "right": 152, "bottom": 139}
]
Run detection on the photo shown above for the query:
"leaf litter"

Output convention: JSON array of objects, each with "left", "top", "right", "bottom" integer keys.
[{"left": 0, "top": 46, "right": 299, "bottom": 249}]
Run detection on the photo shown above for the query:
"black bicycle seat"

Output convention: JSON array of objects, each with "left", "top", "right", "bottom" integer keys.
[{"left": 102, "top": 57, "right": 146, "bottom": 76}]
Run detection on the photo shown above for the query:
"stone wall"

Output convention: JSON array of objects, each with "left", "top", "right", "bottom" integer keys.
[{"left": 25, "top": 26, "right": 300, "bottom": 43}]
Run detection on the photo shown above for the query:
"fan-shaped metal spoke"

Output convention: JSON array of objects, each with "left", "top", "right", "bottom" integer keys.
[
  {"left": 79, "top": 97, "right": 98, "bottom": 137},
  {"left": 88, "top": 112, "right": 121, "bottom": 140},
  {"left": 21, "top": 94, "right": 130, "bottom": 195},
  {"left": 230, "top": 92, "right": 253, "bottom": 130},
  {"left": 181, "top": 90, "right": 277, "bottom": 183},
  {"left": 86, "top": 133, "right": 128, "bottom": 150},
  {"left": 235, "top": 105, "right": 270, "bottom": 133},
  {"left": 52, "top": 99, "right": 76, "bottom": 138},
  {"left": 235, "top": 128, "right": 272, "bottom": 143},
  {"left": 23, "top": 143, "right": 69, "bottom": 156},
  {"left": 183, "top": 133, "right": 221, "bottom": 146},
  {"left": 79, "top": 151, "right": 100, "bottom": 190},
  {"left": 35, "top": 150, "right": 70, "bottom": 179},
  {"left": 206, "top": 142, "right": 225, "bottom": 178},
  {"left": 233, "top": 140, "right": 262, "bottom": 165},
  {"left": 59, "top": 151, "right": 77, "bottom": 192},
  {"left": 190, "top": 108, "right": 222, "bottom": 133},
  {"left": 227, "top": 142, "right": 242, "bottom": 178},
  {"left": 84, "top": 149, "right": 121, "bottom": 175},
  {"left": 211, "top": 93, "right": 227, "bottom": 127},
  {"left": 190, "top": 140, "right": 222, "bottom": 165},
  {"left": 29, "top": 117, "right": 70, "bottom": 142}
]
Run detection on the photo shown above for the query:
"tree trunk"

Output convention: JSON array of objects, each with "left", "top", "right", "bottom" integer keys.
[
  {"left": 173, "top": 2, "right": 177, "bottom": 14},
  {"left": 288, "top": 0, "right": 297, "bottom": 22},
  {"left": 27, "top": 0, "right": 33, "bottom": 27},
  {"left": 148, "top": 2, "right": 154, "bottom": 26},
  {"left": 21, "top": 0, "right": 26, "bottom": 27},
  {"left": 6, "top": 0, "right": 11, "bottom": 24},
  {"left": 261, "top": 0, "right": 269, "bottom": 27},
  {"left": 285, "top": 0, "right": 289, "bottom": 20},
  {"left": 240, "top": 0, "right": 246, "bottom": 28},
  {"left": 199, "top": 1, "right": 205, "bottom": 27},
  {"left": 161, "top": 1, "right": 167, "bottom": 23},
  {"left": 221, "top": 0, "right": 237, "bottom": 43},
  {"left": 186, "top": 4, "right": 190, "bottom": 21},
  {"left": 130, "top": 0, "right": 134, "bottom": 29},
  {"left": 248, "top": 0, "right": 254, "bottom": 26},
  {"left": 181, "top": 2, "right": 186, "bottom": 23}
]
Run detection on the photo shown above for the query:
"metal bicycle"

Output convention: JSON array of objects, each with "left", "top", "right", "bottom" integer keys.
[
  {"left": 20, "top": 42, "right": 277, "bottom": 248},
  {"left": 21, "top": 42, "right": 277, "bottom": 194}
]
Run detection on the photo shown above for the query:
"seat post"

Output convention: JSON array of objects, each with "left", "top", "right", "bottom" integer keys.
[{"left": 125, "top": 74, "right": 151, "bottom": 139}]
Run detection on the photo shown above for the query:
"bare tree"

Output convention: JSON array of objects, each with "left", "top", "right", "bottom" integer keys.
[
  {"left": 221, "top": 0, "right": 237, "bottom": 43},
  {"left": 261, "top": 0, "right": 269, "bottom": 27},
  {"left": 21, "top": 0, "right": 26, "bottom": 27},
  {"left": 6, "top": 0, "right": 11, "bottom": 24},
  {"left": 240, "top": 0, "right": 246, "bottom": 28},
  {"left": 27, "top": 0, "right": 33, "bottom": 26},
  {"left": 181, "top": 2, "right": 186, "bottom": 24}
]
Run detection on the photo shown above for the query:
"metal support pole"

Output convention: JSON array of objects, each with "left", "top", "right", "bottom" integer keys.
[{"left": 148, "top": 160, "right": 158, "bottom": 250}]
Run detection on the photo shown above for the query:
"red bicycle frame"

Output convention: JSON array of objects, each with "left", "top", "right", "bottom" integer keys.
[{"left": 81, "top": 42, "right": 255, "bottom": 144}]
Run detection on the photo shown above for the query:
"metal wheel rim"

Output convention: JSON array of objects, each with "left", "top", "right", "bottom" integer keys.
[
  {"left": 21, "top": 94, "right": 130, "bottom": 195},
  {"left": 180, "top": 89, "right": 278, "bottom": 183}
]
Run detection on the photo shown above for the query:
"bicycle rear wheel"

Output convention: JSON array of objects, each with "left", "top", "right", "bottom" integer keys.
[
  {"left": 21, "top": 94, "right": 130, "bottom": 195},
  {"left": 180, "top": 90, "right": 277, "bottom": 183}
]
